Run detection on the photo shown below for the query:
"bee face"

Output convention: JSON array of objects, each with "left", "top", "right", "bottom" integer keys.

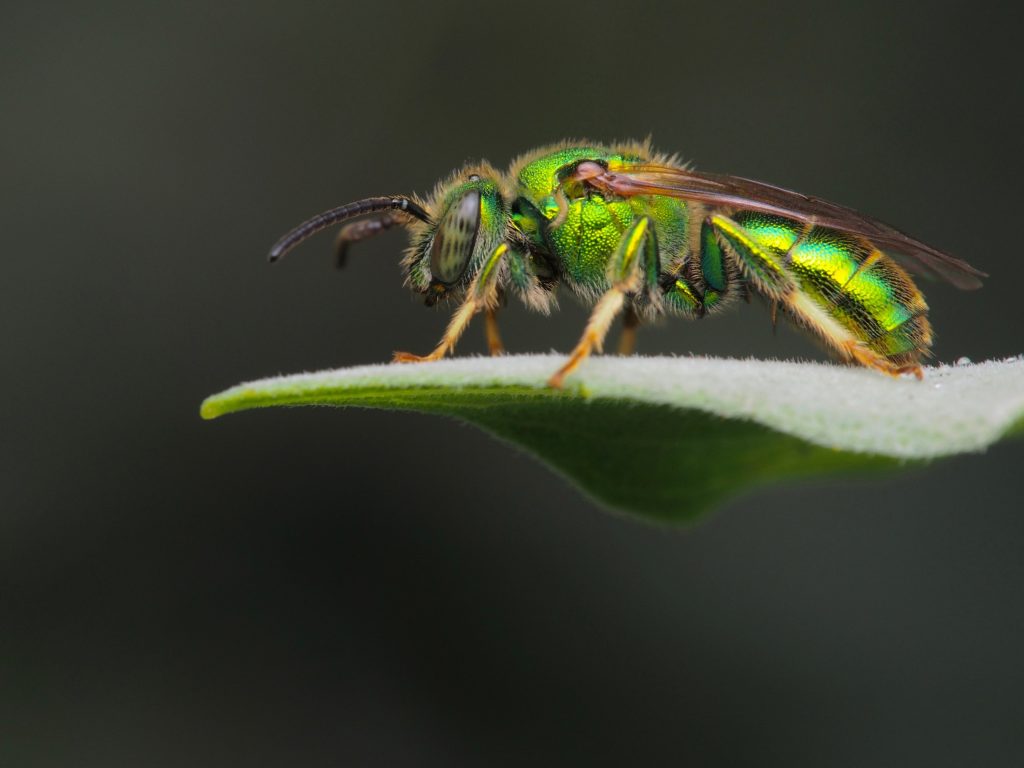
[{"left": 409, "top": 168, "right": 509, "bottom": 303}]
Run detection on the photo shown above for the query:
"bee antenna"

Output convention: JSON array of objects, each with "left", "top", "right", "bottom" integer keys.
[{"left": 267, "top": 196, "right": 430, "bottom": 263}]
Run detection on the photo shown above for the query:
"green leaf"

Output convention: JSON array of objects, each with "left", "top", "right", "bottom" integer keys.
[{"left": 201, "top": 355, "right": 1024, "bottom": 523}]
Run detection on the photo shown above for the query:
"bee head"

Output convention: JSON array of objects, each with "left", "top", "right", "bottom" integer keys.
[
  {"left": 405, "top": 165, "right": 509, "bottom": 304},
  {"left": 265, "top": 163, "right": 510, "bottom": 307}
]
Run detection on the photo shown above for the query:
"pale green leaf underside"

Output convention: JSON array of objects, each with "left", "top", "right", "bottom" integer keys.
[{"left": 201, "top": 355, "right": 1024, "bottom": 523}]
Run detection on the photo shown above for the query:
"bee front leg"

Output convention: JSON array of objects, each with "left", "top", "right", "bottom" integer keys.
[
  {"left": 393, "top": 244, "right": 512, "bottom": 364},
  {"left": 392, "top": 297, "right": 482, "bottom": 363},
  {"left": 549, "top": 217, "right": 658, "bottom": 388}
]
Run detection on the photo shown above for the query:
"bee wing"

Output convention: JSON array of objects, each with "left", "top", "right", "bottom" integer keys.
[{"left": 589, "top": 163, "right": 986, "bottom": 289}]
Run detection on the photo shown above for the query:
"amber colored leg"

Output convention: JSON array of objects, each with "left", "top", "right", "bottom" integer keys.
[
  {"left": 549, "top": 217, "right": 655, "bottom": 388},
  {"left": 393, "top": 296, "right": 481, "bottom": 363},
  {"left": 548, "top": 290, "right": 626, "bottom": 388},
  {"left": 618, "top": 305, "right": 639, "bottom": 356},
  {"left": 393, "top": 243, "right": 512, "bottom": 364},
  {"left": 485, "top": 308, "right": 505, "bottom": 356},
  {"left": 841, "top": 340, "right": 924, "bottom": 380}
]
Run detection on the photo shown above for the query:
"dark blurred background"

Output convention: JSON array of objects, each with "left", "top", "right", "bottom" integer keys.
[{"left": 4, "top": 1, "right": 1023, "bottom": 765}]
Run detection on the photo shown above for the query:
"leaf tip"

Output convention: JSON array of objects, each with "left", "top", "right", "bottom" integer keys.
[{"left": 199, "top": 396, "right": 225, "bottom": 420}]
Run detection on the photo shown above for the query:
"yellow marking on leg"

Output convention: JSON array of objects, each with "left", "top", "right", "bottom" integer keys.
[
  {"left": 616, "top": 217, "right": 650, "bottom": 280},
  {"left": 672, "top": 278, "right": 701, "bottom": 311},
  {"left": 474, "top": 243, "right": 508, "bottom": 300},
  {"left": 710, "top": 214, "right": 785, "bottom": 278},
  {"left": 710, "top": 214, "right": 798, "bottom": 306}
]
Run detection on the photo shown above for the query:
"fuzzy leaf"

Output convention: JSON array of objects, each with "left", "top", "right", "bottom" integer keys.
[{"left": 201, "top": 355, "right": 1024, "bottom": 523}]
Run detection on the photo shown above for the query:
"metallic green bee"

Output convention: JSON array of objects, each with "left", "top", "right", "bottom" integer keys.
[{"left": 268, "top": 140, "right": 985, "bottom": 386}]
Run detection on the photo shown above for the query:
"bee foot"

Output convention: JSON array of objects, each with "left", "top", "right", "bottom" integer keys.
[
  {"left": 901, "top": 365, "right": 924, "bottom": 380},
  {"left": 392, "top": 350, "right": 441, "bottom": 364}
]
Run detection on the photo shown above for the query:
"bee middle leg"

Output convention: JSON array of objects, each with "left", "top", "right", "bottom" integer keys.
[{"left": 549, "top": 217, "right": 658, "bottom": 388}]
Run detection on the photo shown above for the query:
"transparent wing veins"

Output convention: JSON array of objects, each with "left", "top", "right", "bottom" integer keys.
[{"left": 589, "top": 163, "right": 986, "bottom": 289}]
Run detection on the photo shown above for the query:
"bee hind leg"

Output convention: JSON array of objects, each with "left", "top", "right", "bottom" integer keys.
[
  {"left": 841, "top": 340, "right": 924, "bottom": 380},
  {"left": 708, "top": 214, "right": 796, "bottom": 299}
]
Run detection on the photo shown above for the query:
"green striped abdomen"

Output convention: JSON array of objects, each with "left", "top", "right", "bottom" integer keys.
[{"left": 724, "top": 212, "right": 932, "bottom": 365}]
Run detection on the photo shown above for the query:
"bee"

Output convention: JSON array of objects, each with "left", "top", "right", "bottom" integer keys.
[{"left": 268, "top": 140, "right": 985, "bottom": 387}]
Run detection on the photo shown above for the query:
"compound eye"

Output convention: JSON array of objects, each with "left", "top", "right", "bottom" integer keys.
[{"left": 429, "top": 190, "right": 480, "bottom": 285}]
